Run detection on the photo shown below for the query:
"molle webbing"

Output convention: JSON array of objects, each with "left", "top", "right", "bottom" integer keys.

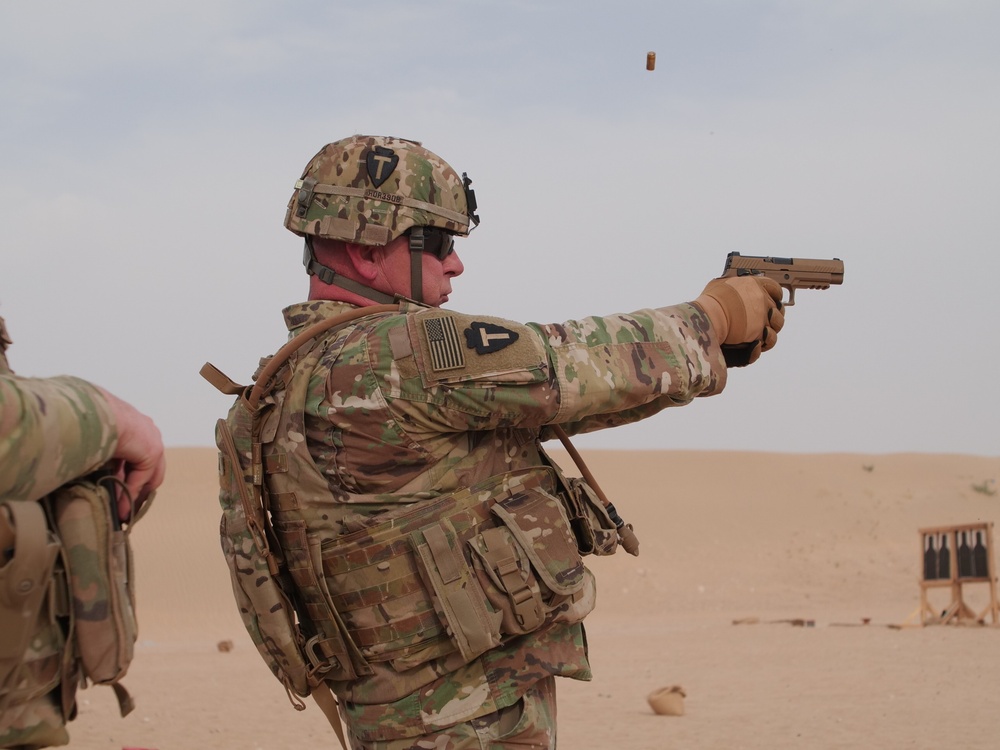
[
  {"left": 272, "top": 468, "right": 552, "bottom": 668},
  {"left": 270, "top": 520, "right": 370, "bottom": 680}
]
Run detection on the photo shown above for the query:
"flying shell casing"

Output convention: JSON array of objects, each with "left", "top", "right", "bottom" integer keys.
[{"left": 646, "top": 51, "right": 656, "bottom": 71}]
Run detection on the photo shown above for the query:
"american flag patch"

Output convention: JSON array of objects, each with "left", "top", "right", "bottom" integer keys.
[{"left": 423, "top": 316, "right": 465, "bottom": 371}]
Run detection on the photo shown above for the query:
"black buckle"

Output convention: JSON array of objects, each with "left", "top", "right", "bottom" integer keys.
[
  {"left": 409, "top": 226, "right": 426, "bottom": 253},
  {"left": 302, "top": 239, "right": 336, "bottom": 284}
]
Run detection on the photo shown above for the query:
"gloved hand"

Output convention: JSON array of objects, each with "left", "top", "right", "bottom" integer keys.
[{"left": 696, "top": 276, "right": 785, "bottom": 367}]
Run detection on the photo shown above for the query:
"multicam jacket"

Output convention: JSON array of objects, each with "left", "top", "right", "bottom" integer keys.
[
  {"left": 0, "top": 315, "right": 120, "bottom": 748},
  {"left": 272, "top": 298, "right": 727, "bottom": 741},
  {"left": 0, "top": 316, "right": 118, "bottom": 503}
]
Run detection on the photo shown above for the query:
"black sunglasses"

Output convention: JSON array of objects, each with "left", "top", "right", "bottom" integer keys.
[{"left": 408, "top": 226, "right": 455, "bottom": 260}]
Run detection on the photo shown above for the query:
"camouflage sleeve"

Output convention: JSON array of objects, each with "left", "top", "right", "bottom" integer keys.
[
  {"left": 534, "top": 302, "right": 727, "bottom": 436},
  {"left": 0, "top": 374, "right": 118, "bottom": 502},
  {"left": 388, "top": 301, "right": 726, "bottom": 435}
]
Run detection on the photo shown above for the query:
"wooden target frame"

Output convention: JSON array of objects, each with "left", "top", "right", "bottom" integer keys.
[{"left": 918, "top": 522, "right": 999, "bottom": 626}]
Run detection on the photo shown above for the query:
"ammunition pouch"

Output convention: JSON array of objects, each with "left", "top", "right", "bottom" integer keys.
[
  {"left": 537, "top": 443, "right": 621, "bottom": 558},
  {"left": 0, "top": 478, "right": 145, "bottom": 749},
  {"left": 559, "top": 476, "right": 621, "bottom": 557},
  {"left": 467, "top": 478, "right": 594, "bottom": 636},
  {"left": 50, "top": 480, "right": 140, "bottom": 692},
  {"left": 307, "top": 467, "right": 593, "bottom": 675},
  {"left": 0, "top": 500, "right": 66, "bottom": 750}
]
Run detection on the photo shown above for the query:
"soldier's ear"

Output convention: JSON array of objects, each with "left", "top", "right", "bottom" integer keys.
[{"left": 344, "top": 243, "right": 379, "bottom": 281}]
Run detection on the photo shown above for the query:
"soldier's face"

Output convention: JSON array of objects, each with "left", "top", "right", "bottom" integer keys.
[{"left": 375, "top": 236, "right": 465, "bottom": 307}]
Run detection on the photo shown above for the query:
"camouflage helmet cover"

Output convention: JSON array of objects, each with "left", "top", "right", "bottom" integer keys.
[{"left": 284, "top": 135, "right": 478, "bottom": 246}]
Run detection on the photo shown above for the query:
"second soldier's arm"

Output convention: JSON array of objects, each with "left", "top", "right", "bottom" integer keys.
[{"left": 0, "top": 374, "right": 119, "bottom": 502}]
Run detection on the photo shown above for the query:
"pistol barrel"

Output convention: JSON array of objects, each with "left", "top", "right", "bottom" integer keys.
[{"left": 722, "top": 252, "right": 845, "bottom": 305}]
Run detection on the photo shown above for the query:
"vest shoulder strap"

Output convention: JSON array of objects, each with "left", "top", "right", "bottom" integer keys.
[{"left": 199, "top": 303, "right": 399, "bottom": 403}]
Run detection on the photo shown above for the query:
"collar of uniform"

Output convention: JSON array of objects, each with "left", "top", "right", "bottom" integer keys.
[
  {"left": 282, "top": 298, "right": 430, "bottom": 336},
  {"left": 281, "top": 300, "right": 360, "bottom": 334},
  {"left": 281, "top": 298, "right": 428, "bottom": 333}
]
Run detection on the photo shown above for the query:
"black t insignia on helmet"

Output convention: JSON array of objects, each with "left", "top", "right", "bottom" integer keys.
[
  {"left": 366, "top": 146, "right": 399, "bottom": 187},
  {"left": 464, "top": 322, "right": 519, "bottom": 354}
]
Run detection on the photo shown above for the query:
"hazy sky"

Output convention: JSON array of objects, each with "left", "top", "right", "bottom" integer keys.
[{"left": 2, "top": 1, "right": 998, "bottom": 456}]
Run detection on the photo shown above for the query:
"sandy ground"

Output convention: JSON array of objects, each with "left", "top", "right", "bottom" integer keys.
[{"left": 64, "top": 447, "right": 1000, "bottom": 749}]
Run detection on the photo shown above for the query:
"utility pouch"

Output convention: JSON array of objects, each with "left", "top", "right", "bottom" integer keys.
[
  {"left": 0, "top": 500, "right": 67, "bottom": 750},
  {"left": 560, "top": 477, "right": 620, "bottom": 557},
  {"left": 51, "top": 479, "right": 140, "bottom": 688},
  {"left": 216, "top": 416, "right": 317, "bottom": 699},
  {"left": 411, "top": 519, "right": 502, "bottom": 662},
  {"left": 321, "top": 475, "right": 508, "bottom": 669},
  {"left": 317, "top": 468, "right": 594, "bottom": 673},
  {"left": 1, "top": 476, "right": 145, "bottom": 749},
  {"left": 0, "top": 501, "right": 60, "bottom": 680},
  {"left": 0, "top": 500, "right": 63, "bottom": 708},
  {"left": 466, "top": 482, "right": 593, "bottom": 638}
]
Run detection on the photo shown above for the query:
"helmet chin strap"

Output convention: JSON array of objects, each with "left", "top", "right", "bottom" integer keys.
[
  {"left": 407, "top": 227, "right": 426, "bottom": 305},
  {"left": 302, "top": 238, "right": 398, "bottom": 305}
]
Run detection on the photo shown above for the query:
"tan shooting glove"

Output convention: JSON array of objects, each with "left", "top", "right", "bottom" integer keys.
[{"left": 696, "top": 277, "right": 785, "bottom": 367}]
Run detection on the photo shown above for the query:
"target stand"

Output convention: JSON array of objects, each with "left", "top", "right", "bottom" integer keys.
[{"left": 918, "top": 522, "right": 999, "bottom": 626}]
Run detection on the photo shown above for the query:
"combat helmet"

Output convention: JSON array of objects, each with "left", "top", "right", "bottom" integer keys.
[{"left": 286, "top": 135, "right": 479, "bottom": 304}]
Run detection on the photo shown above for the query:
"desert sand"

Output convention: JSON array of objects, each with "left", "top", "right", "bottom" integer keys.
[{"left": 65, "top": 447, "right": 1000, "bottom": 749}]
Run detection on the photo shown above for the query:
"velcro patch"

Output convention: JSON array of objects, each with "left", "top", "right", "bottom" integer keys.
[
  {"left": 366, "top": 146, "right": 398, "bottom": 187},
  {"left": 464, "top": 322, "right": 519, "bottom": 354},
  {"left": 410, "top": 311, "right": 548, "bottom": 387},
  {"left": 423, "top": 316, "right": 466, "bottom": 371}
]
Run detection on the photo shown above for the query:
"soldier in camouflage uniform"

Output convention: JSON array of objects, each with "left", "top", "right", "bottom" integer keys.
[
  {"left": 0, "top": 314, "right": 165, "bottom": 747},
  {"left": 234, "top": 135, "right": 783, "bottom": 749}
]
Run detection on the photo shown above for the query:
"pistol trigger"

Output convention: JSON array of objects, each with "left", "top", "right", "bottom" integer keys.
[{"left": 784, "top": 287, "right": 796, "bottom": 307}]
